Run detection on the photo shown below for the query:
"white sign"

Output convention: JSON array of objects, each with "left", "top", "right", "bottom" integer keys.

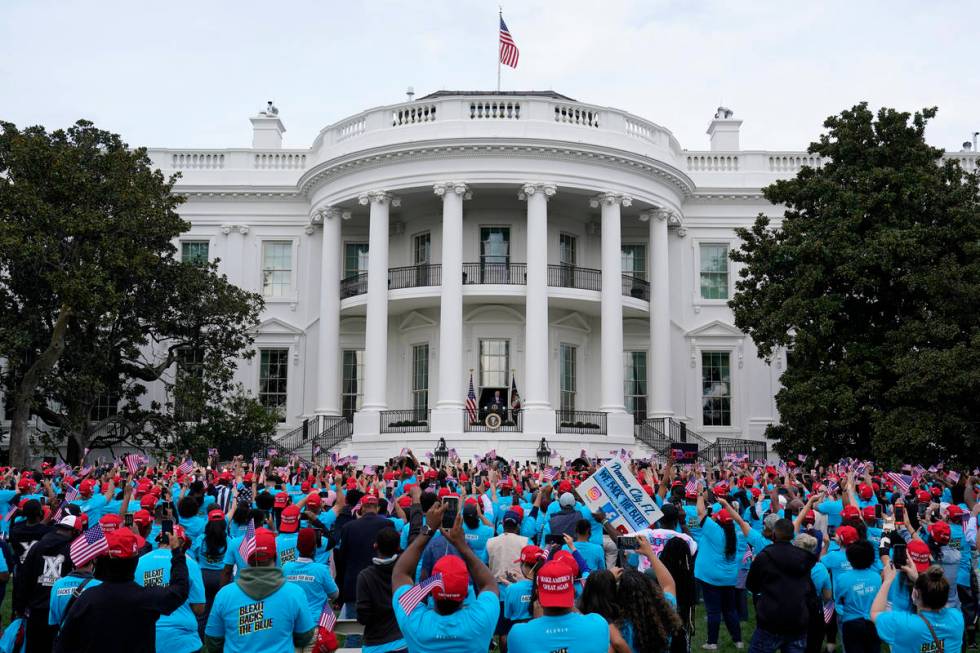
[{"left": 578, "top": 457, "right": 663, "bottom": 534}]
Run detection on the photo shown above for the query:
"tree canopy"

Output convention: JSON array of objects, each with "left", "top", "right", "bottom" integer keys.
[
  {"left": 0, "top": 120, "right": 263, "bottom": 465},
  {"left": 730, "top": 103, "right": 980, "bottom": 466}
]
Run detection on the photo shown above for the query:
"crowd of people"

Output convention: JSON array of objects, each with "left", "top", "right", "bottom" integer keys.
[{"left": 0, "top": 448, "right": 975, "bottom": 653}]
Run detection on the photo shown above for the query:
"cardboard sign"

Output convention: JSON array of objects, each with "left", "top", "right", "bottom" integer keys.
[
  {"left": 578, "top": 457, "right": 664, "bottom": 534},
  {"left": 669, "top": 442, "right": 699, "bottom": 462}
]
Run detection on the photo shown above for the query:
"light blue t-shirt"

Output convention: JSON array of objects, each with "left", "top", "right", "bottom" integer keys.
[
  {"left": 694, "top": 517, "right": 740, "bottom": 586},
  {"left": 179, "top": 513, "right": 208, "bottom": 541},
  {"left": 816, "top": 499, "right": 844, "bottom": 528},
  {"left": 502, "top": 579, "right": 533, "bottom": 621},
  {"left": 224, "top": 535, "right": 248, "bottom": 576},
  {"left": 810, "top": 561, "right": 831, "bottom": 601},
  {"left": 275, "top": 532, "right": 299, "bottom": 567},
  {"left": 76, "top": 494, "right": 108, "bottom": 522},
  {"left": 135, "top": 548, "right": 206, "bottom": 653},
  {"left": 205, "top": 579, "right": 315, "bottom": 653},
  {"left": 462, "top": 523, "right": 494, "bottom": 564},
  {"left": 509, "top": 611, "right": 610, "bottom": 653},
  {"left": 48, "top": 573, "right": 102, "bottom": 627},
  {"left": 283, "top": 558, "right": 338, "bottom": 619},
  {"left": 875, "top": 607, "right": 964, "bottom": 653},
  {"left": 392, "top": 585, "right": 499, "bottom": 653},
  {"left": 191, "top": 533, "right": 228, "bottom": 571},
  {"left": 833, "top": 568, "right": 881, "bottom": 622},
  {"left": 573, "top": 541, "right": 606, "bottom": 573}
]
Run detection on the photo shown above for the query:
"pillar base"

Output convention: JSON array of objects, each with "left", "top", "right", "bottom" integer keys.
[
  {"left": 430, "top": 408, "right": 465, "bottom": 436},
  {"left": 521, "top": 409, "right": 556, "bottom": 436},
  {"left": 352, "top": 411, "right": 381, "bottom": 439}
]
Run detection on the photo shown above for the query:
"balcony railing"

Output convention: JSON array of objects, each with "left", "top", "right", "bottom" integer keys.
[
  {"left": 462, "top": 262, "right": 527, "bottom": 285},
  {"left": 465, "top": 409, "right": 523, "bottom": 432},
  {"left": 380, "top": 409, "right": 431, "bottom": 433},
  {"left": 340, "top": 273, "right": 368, "bottom": 299},
  {"left": 389, "top": 264, "right": 441, "bottom": 290},
  {"left": 556, "top": 410, "right": 607, "bottom": 435},
  {"left": 622, "top": 273, "right": 650, "bottom": 301},
  {"left": 547, "top": 264, "right": 601, "bottom": 291}
]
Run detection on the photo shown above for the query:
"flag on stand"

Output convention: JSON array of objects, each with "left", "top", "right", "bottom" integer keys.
[
  {"left": 884, "top": 472, "right": 913, "bottom": 495},
  {"left": 465, "top": 373, "right": 478, "bottom": 424},
  {"left": 318, "top": 602, "right": 337, "bottom": 631},
  {"left": 510, "top": 376, "right": 521, "bottom": 410},
  {"left": 70, "top": 523, "right": 109, "bottom": 567},
  {"left": 239, "top": 521, "right": 256, "bottom": 564},
  {"left": 123, "top": 454, "right": 144, "bottom": 475},
  {"left": 499, "top": 16, "right": 519, "bottom": 68},
  {"left": 397, "top": 573, "right": 445, "bottom": 616}
]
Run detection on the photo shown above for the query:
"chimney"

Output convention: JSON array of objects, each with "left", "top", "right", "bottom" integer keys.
[
  {"left": 250, "top": 101, "right": 285, "bottom": 148},
  {"left": 707, "top": 106, "right": 742, "bottom": 151}
]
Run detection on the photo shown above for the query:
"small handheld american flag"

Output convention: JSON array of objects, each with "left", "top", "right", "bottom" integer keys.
[
  {"left": 685, "top": 476, "right": 699, "bottom": 495},
  {"left": 176, "top": 459, "right": 194, "bottom": 475},
  {"left": 318, "top": 603, "right": 337, "bottom": 631},
  {"left": 822, "top": 601, "right": 835, "bottom": 624},
  {"left": 398, "top": 573, "right": 444, "bottom": 616},
  {"left": 52, "top": 485, "right": 80, "bottom": 522},
  {"left": 239, "top": 521, "right": 256, "bottom": 564},
  {"left": 884, "top": 472, "right": 912, "bottom": 495},
  {"left": 70, "top": 523, "right": 109, "bottom": 567},
  {"left": 123, "top": 454, "right": 144, "bottom": 475},
  {"left": 542, "top": 467, "right": 558, "bottom": 483},
  {"left": 3, "top": 504, "right": 17, "bottom": 522}
]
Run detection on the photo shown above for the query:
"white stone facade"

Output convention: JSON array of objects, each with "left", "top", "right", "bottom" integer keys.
[{"left": 137, "top": 92, "right": 978, "bottom": 462}]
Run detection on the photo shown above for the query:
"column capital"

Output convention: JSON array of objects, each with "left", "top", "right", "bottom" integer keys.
[
  {"left": 358, "top": 191, "right": 401, "bottom": 208},
  {"left": 518, "top": 183, "right": 557, "bottom": 201},
  {"left": 590, "top": 192, "right": 632, "bottom": 208},
  {"left": 313, "top": 206, "right": 351, "bottom": 222},
  {"left": 433, "top": 181, "right": 471, "bottom": 199}
]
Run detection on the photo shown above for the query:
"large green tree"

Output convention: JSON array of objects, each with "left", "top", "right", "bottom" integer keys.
[
  {"left": 0, "top": 120, "right": 263, "bottom": 465},
  {"left": 730, "top": 104, "right": 980, "bottom": 466}
]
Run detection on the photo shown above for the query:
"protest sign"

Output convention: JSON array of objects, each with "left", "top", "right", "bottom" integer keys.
[{"left": 578, "top": 457, "right": 663, "bottom": 534}]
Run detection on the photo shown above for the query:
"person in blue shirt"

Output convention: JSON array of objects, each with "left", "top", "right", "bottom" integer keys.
[
  {"left": 501, "top": 545, "right": 546, "bottom": 629},
  {"left": 47, "top": 559, "right": 100, "bottom": 630},
  {"left": 833, "top": 540, "right": 882, "bottom": 653},
  {"left": 283, "top": 527, "right": 338, "bottom": 620},
  {"left": 191, "top": 508, "right": 230, "bottom": 629},
  {"left": 694, "top": 489, "right": 743, "bottom": 649},
  {"left": 570, "top": 520, "right": 605, "bottom": 572},
  {"left": 135, "top": 525, "right": 207, "bottom": 653},
  {"left": 816, "top": 494, "right": 845, "bottom": 533},
  {"left": 872, "top": 560, "right": 964, "bottom": 653},
  {"left": 460, "top": 501, "right": 494, "bottom": 564},
  {"left": 508, "top": 559, "right": 610, "bottom": 653},
  {"left": 205, "top": 527, "right": 315, "bottom": 653},
  {"left": 391, "top": 502, "right": 499, "bottom": 653}
]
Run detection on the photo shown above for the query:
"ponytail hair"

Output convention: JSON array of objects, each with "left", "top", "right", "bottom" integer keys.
[
  {"left": 722, "top": 521, "right": 737, "bottom": 560},
  {"left": 914, "top": 565, "right": 950, "bottom": 610}
]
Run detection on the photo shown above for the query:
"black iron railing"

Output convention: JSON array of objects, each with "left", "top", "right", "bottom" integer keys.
[
  {"left": 380, "top": 409, "right": 431, "bottom": 433},
  {"left": 622, "top": 273, "right": 650, "bottom": 301},
  {"left": 547, "top": 264, "right": 601, "bottom": 291},
  {"left": 644, "top": 417, "right": 711, "bottom": 445},
  {"left": 556, "top": 410, "right": 607, "bottom": 434},
  {"left": 462, "top": 262, "right": 527, "bottom": 285},
  {"left": 389, "top": 264, "right": 441, "bottom": 290},
  {"left": 340, "top": 273, "right": 368, "bottom": 299},
  {"left": 697, "top": 437, "right": 767, "bottom": 464},
  {"left": 465, "top": 409, "right": 523, "bottom": 432},
  {"left": 635, "top": 421, "right": 672, "bottom": 456}
]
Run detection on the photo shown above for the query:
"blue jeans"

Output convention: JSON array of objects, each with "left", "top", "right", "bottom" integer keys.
[
  {"left": 700, "top": 581, "right": 742, "bottom": 645},
  {"left": 748, "top": 627, "right": 806, "bottom": 653}
]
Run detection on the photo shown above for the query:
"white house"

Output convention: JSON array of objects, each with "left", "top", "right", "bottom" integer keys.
[{"left": 128, "top": 92, "right": 975, "bottom": 463}]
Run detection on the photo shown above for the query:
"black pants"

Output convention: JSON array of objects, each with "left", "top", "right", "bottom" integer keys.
[
  {"left": 840, "top": 618, "right": 880, "bottom": 653},
  {"left": 804, "top": 607, "right": 825, "bottom": 653},
  {"left": 26, "top": 609, "right": 56, "bottom": 653}
]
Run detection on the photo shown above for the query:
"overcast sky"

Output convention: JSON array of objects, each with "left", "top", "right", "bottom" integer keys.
[{"left": 3, "top": 1, "right": 978, "bottom": 153}]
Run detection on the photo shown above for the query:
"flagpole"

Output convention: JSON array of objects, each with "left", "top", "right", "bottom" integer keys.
[{"left": 497, "top": 7, "right": 502, "bottom": 92}]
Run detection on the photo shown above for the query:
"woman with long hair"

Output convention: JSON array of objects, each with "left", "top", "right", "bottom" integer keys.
[
  {"left": 872, "top": 563, "right": 964, "bottom": 653},
  {"left": 190, "top": 508, "right": 229, "bottom": 636},
  {"left": 579, "top": 569, "right": 621, "bottom": 623},
  {"left": 615, "top": 569, "right": 684, "bottom": 653},
  {"left": 695, "top": 488, "right": 743, "bottom": 649}
]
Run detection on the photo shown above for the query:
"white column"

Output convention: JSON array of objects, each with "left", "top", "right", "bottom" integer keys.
[
  {"left": 520, "top": 184, "right": 556, "bottom": 421},
  {"left": 431, "top": 182, "right": 468, "bottom": 434},
  {"left": 358, "top": 191, "right": 398, "bottom": 412},
  {"left": 592, "top": 192, "right": 631, "bottom": 414},
  {"left": 643, "top": 209, "right": 672, "bottom": 418},
  {"left": 315, "top": 207, "right": 345, "bottom": 415}
]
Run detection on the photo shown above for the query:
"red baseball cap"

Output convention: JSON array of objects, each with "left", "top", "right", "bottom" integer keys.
[
  {"left": 836, "top": 525, "right": 859, "bottom": 546},
  {"left": 712, "top": 483, "right": 729, "bottom": 497},
  {"left": 917, "top": 490, "right": 932, "bottom": 503},
  {"left": 515, "top": 545, "right": 546, "bottom": 565},
  {"left": 509, "top": 505, "right": 525, "bottom": 520},
  {"left": 861, "top": 506, "right": 877, "bottom": 522},
  {"left": 840, "top": 505, "right": 860, "bottom": 520},
  {"left": 928, "top": 521, "right": 951, "bottom": 545},
  {"left": 551, "top": 550, "right": 580, "bottom": 577},
  {"left": 208, "top": 508, "right": 226, "bottom": 522},
  {"left": 397, "top": 495, "right": 412, "bottom": 508},
  {"left": 536, "top": 560, "right": 576, "bottom": 608},
  {"left": 557, "top": 480, "right": 572, "bottom": 493},
  {"left": 305, "top": 493, "right": 322, "bottom": 509},
  {"left": 908, "top": 539, "right": 932, "bottom": 572},
  {"left": 946, "top": 505, "right": 964, "bottom": 519},
  {"left": 250, "top": 528, "right": 277, "bottom": 563},
  {"left": 105, "top": 528, "right": 143, "bottom": 559},
  {"left": 858, "top": 484, "right": 873, "bottom": 500},
  {"left": 715, "top": 509, "right": 733, "bottom": 525},
  {"left": 99, "top": 514, "right": 122, "bottom": 533},
  {"left": 133, "top": 510, "right": 152, "bottom": 527},
  {"left": 431, "top": 555, "right": 469, "bottom": 602},
  {"left": 279, "top": 505, "right": 301, "bottom": 533},
  {"left": 79, "top": 479, "right": 97, "bottom": 496},
  {"left": 140, "top": 494, "right": 157, "bottom": 510},
  {"left": 274, "top": 493, "right": 290, "bottom": 508},
  {"left": 359, "top": 495, "right": 379, "bottom": 508}
]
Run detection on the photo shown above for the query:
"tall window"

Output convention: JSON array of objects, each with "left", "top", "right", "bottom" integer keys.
[
  {"left": 622, "top": 244, "right": 647, "bottom": 280},
  {"left": 480, "top": 227, "right": 510, "bottom": 265},
  {"left": 181, "top": 241, "right": 209, "bottom": 266},
  {"left": 624, "top": 351, "right": 647, "bottom": 422},
  {"left": 175, "top": 347, "right": 205, "bottom": 422},
  {"left": 479, "top": 339, "right": 509, "bottom": 389},
  {"left": 412, "top": 344, "right": 429, "bottom": 416},
  {"left": 701, "top": 351, "right": 731, "bottom": 426},
  {"left": 560, "top": 343, "right": 577, "bottom": 413},
  {"left": 559, "top": 233, "right": 577, "bottom": 266},
  {"left": 344, "top": 243, "right": 369, "bottom": 278},
  {"left": 342, "top": 350, "right": 364, "bottom": 421},
  {"left": 90, "top": 392, "right": 120, "bottom": 422},
  {"left": 262, "top": 241, "right": 293, "bottom": 297},
  {"left": 699, "top": 243, "right": 729, "bottom": 299},
  {"left": 258, "top": 349, "right": 289, "bottom": 422},
  {"left": 414, "top": 233, "right": 431, "bottom": 265}
]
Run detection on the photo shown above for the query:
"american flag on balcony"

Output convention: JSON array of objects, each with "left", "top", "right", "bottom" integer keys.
[
  {"left": 499, "top": 16, "right": 519, "bottom": 68},
  {"left": 465, "top": 372, "right": 478, "bottom": 424},
  {"left": 510, "top": 376, "right": 521, "bottom": 410}
]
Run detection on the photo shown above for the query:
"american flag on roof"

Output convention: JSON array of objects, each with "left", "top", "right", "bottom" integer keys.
[
  {"left": 499, "top": 16, "right": 519, "bottom": 68},
  {"left": 884, "top": 472, "right": 913, "bottom": 495},
  {"left": 465, "top": 373, "right": 478, "bottom": 424},
  {"left": 70, "top": 523, "right": 108, "bottom": 567},
  {"left": 398, "top": 573, "right": 444, "bottom": 616},
  {"left": 239, "top": 521, "right": 256, "bottom": 564}
]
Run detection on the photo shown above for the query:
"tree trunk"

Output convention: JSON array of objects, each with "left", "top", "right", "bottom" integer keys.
[
  {"left": 7, "top": 305, "right": 72, "bottom": 468},
  {"left": 66, "top": 434, "right": 82, "bottom": 466}
]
